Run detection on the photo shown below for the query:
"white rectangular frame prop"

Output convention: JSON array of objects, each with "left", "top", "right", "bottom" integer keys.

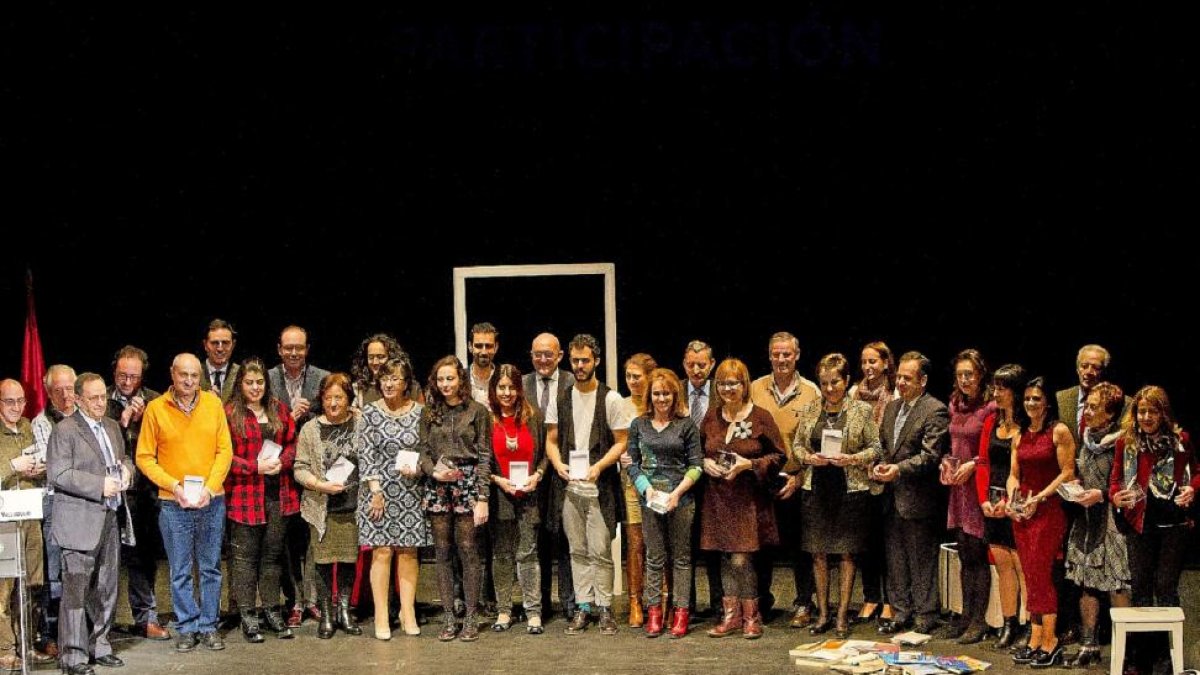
[{"left": 453, "top": 263, "right": 619, "bottom": 389}]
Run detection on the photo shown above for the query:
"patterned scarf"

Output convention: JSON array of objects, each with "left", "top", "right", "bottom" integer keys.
[{"left": 853, "top": 379, "right": 893, "bottom": 425}]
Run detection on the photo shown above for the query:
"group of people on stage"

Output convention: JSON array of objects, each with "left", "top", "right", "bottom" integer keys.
[{"left": 1, "top": 318, "right": 1192, "bottom": 674}]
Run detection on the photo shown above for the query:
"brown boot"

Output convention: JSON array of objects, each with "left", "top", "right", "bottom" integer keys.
[
  {"left": 742, "top": 598, "right": 763, "bottom": 639},
  {"left": 626, "top": 523, "right": 645, "bottom": 627},
  {"left": 706, "top": 597, "right": 743, "bottom": 638}
]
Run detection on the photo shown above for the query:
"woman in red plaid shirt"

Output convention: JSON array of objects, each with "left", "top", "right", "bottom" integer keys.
[{"left": 224, "top": 357, "right": 300, "bottom": 643}]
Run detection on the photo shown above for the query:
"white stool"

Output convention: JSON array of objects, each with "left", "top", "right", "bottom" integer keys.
[{"left": 1109, "top": 607, "right": 1185, "bottom": 675}]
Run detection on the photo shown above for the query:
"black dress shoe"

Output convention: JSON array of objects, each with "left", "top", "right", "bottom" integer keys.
[
  {"left": 1030, "top": 646, "right": 1064, "bottom": 668},
  {"left": 174, "top": 632, "right": 198, "bottom": 653},
  {"left": 809, "top": 618, "right": 834, "bottom": 635},
  {"left": 956, "top": 623, "right": 988, "bottom": 644},
  {"left": 1012, "top": 646, "right": 1035, "bottom": 664},
  {"left": 91, "top": 654, "right": 124, "bottom": 668},
  {"left": 912, "top": 619, "right": 937, "bottom": 635},
  {"left": 63, "top": 664, "right": 95, "bottom": 675}
]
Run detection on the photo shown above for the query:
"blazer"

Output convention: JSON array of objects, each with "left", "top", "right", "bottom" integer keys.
[
  {"left": 1057, "top": 385, "right": 1132, "bottom": 447},
  {"left": 201, "top": 362, "right": 241, "bottom": 403},
  {"left": 791, "top": 398, "right": 883, "bottom": 495},
  {"left": 47, "top": 411, "right": 134, "bottom": 552},
  {"left": 879, "top": 392, "right": 950, "bottom": 519},
  {"left": 522, "top": 369, "right": 575, "bottom": 415},
  {"left": 268, "top": 363, "right": 332, "bottom": 423}
]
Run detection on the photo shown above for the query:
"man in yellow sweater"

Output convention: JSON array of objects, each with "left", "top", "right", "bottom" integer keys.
[{"left": 136, "top": 353, "right": 232, "bottom": 654}]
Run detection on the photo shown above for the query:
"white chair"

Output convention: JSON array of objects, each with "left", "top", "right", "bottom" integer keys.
[{"left": 1109, "top": 606, "right": 1185, "bottom": 675}]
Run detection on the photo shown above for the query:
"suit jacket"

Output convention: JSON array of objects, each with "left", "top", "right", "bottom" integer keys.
[
  {"left": 879, "top": 392, "right": 950, "bottom": 519},
  {"left": 1057, "top": 385, "right": 1132, "bottom": 446},
  {"left": 201, "top": 362, "right": 241, "bottom": 403},
  {"left": 268, "top": 363, "right": 331, "bottom": 424},
  {"left": 47, "top": 411, "right": 134, "bottom": 552},
  {"left": 522, "top": 369, "right": 575, "bottom": 415}
]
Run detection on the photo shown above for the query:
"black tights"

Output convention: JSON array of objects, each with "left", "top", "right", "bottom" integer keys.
[
  {"left": 433, "top": 514, "right": 481, "bottom": 617},
  {"left": 315, "top": 560, "right": 357, "bottom": 603},
  {"left": 719, "top": 553, "right": 756, "bottom": 600}
]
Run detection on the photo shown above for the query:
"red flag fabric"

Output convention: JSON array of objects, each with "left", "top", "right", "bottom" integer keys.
[{"left": 21, "top": 270, "right": 47, "bottom": 419}]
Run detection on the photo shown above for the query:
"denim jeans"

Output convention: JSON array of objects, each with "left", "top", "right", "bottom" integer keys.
[{"left": 158, "top": 497, "right": 226, "bottom": 634}]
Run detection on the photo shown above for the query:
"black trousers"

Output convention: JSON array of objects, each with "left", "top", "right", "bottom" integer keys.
[{"left": 884, "top": 513, "right": 940, "bottom": 623}]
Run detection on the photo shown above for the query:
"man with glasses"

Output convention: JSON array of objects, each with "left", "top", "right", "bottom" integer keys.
[
  {"left": 136, "top": 353, "right": 233, "bottom": 654},
  {"left": 522, "top": 333, "right": 577, "bottom": 620},
  {"left": 31, "top": 364, "right": 77, "bottom": 660},
  {"left": 200, "top": 319, "right": 239, "bottom": 403},
  {"left": 0, "top": 379, "right": 55, "bottom": 670},
  {"left": 105, "top": 346, "right": 169, "bottom": 641},
  {"left": 47, "top": 373, "right": 133, "bottom": 675}
]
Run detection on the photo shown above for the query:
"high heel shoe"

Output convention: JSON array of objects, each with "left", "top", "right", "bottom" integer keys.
[
  {"left": 809, "top": 617, "right": 834, "bottom": 635},
  {"left": 834, "top": 618, "right": 851, "bottom": 639},
  {"left": 1030, "top": 645, "right": 1063, "bottom": 668},
  {"left": 854, "top": 603, "right": 880, "bottom": 625}
]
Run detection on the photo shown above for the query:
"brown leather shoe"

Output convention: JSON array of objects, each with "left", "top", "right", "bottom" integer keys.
[
  {"left": 564, "top": 609, "right": 591, "bottom": 635},
  {"left": 26, "top": 649, "right": 56, "bottom": 665},
  {"left": 741, "top": 598, "right": 763, "bottom": 639},
  {"left": 597, "top": 607, "right": 618, "bottom": 635},
  {"left": 706, "top": 598, "right": 743, "bottom": 638},
  {"left": 789, "top": 605, "right": 813, "bottom": 628},
  {"left": 135, "top": 621, "right": 172, "bottom": 640}
]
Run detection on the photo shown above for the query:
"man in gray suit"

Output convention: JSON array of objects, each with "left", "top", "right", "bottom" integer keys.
[
  {"left": 266, "top": 325, "right": 330, "bottom": 627},
  {"left": 872, "top": 352, "right": 949, "bottom": 636},
  {"left": 200, "top": 319, "right": 240, "bottom": 403},
  {"left": 47, "top": 373, "right": 133, "bottom": 675},
  {"left": 525, "top": 332, "right": 577, "bottom": 619},
  {"left": 267, "top": 325, "right": 331, "bottom": 426}
]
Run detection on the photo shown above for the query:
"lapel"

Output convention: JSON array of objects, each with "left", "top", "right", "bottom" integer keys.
[
  {"left": 895, "top": 395, "right": 926, "bottom": 453},
  {"left": 73, "top": 412, "right": 108, "bottom": 463}
]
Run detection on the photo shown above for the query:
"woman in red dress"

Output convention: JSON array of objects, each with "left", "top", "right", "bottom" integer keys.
[{"left": 1008, "top": 376, "right": 1076, "bottom": 667}]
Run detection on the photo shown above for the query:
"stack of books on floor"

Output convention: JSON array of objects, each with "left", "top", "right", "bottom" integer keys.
[{"left": 790, "top": 640, "right": 991, "bottom": 673}]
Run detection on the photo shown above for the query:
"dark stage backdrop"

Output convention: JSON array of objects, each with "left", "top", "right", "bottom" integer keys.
[{"left": 2, "top": 4, "right": 1195, "bottom": 430}]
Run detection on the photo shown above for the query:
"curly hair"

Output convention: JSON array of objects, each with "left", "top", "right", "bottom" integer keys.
[{"left": 423, "top": 355, "right": 470, "bottom": 427}]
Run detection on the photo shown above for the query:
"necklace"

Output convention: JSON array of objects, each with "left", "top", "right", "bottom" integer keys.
[{"left": 502, "top": 417, "right": 519, "bottom": 451}]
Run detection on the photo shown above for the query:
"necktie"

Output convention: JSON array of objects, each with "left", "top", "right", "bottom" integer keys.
[
  {"left": 539, "top": 376, "right": 551, "bottom": 412},
  {"left": 93, "top": 423, "right": 120, "bottom": 510},
  {"left": 212, "top": 369, "right": 224, "bottom": 393},
  {"left": 893, "top": 402, "right": 911, "bottom": 445},
  {"left": 691, "top": 388, "right": 705, "bottom": 426}
]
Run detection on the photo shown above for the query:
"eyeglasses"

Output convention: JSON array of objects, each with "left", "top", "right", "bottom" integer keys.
[
  {"left": 115, "top": 373, "right": 141, "bottom": 383},
  {"left": 0, "top": 398, "right": 26, "bottom": 406},
  {"left": 716, "top": 380, "right": 743, "bottom": 389},
  {"left": 379, "top": 375, "right": 407, "bottom": 384}
]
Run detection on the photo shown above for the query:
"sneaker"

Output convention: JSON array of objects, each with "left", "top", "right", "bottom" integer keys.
[
  {"left": 175, "top": 632, "right": 198, "bottom": 653},
  {"left": 199, "top": 631, "right": 225, "bottom": 651}
]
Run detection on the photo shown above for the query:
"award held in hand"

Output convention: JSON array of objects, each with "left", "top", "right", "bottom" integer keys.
[
  {"left": 508, "top": 461, "right": 530, "bottom": 491},
  {"left": 394, "top": 450, "right": 420, "bottom": 474},
  {"left": 258, "top": 440, "right": 282, "bottom": 462},
  {"left": 647, "top": 489, "right": 671, "bottom": 515},
  {"left": 182, "top": 475, "right": 205, "bottom": 504},
  {"left": 324, "top": 455, "right": 355, "bottom": 485},
  {"left": 568, "top": 450, "right": 589, "bottom": 480},
  {"left": 820, "top": 429, "right": 844, "bottom": 457}
]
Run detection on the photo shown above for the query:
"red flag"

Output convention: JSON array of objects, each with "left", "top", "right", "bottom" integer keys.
[{"left": 21, "top": 269, "right": 47, "bottom": 419}]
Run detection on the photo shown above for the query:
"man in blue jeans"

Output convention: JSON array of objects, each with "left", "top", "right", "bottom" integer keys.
[{"left": 135, "top": 353, "right": 233, "bottom": 653}]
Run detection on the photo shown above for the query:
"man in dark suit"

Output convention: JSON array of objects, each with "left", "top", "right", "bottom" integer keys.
[
  {"left": 104, "top": 346, "right": 168, "bottom": 641},
  {"left": 47, "top": 373, "right": 134, "bottom": 675},
  {"left": 873, "top": 351, "right": 949, "bottom": 635},
  {"left": 199, "top": 319, "right": 240, "bottom": 403},
  {"left": 525, "top": 332, "right": 577, "bottom": 619},
  {"left": 266, "top": 325, "right": 330, "bottom": 627}
]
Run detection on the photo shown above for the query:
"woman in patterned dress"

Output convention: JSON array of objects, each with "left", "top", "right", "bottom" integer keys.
[{"left": 358, "top": 356, "right": 431, "bottom": 640}]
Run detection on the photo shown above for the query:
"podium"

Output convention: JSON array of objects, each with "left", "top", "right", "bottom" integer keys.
[{"left": 0, "top": 488, "right": 45, "bottom": 675}]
